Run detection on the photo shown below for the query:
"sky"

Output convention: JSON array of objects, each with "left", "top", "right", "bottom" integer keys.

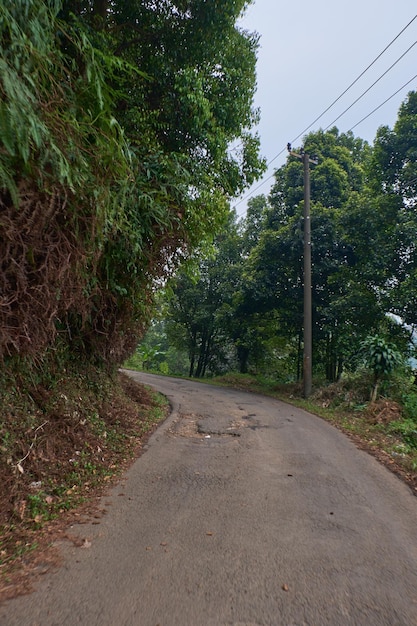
[{"left": 233, "top": 0, "right": 417, "bottom": 215}]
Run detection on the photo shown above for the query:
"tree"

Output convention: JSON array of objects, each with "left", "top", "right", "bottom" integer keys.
[
  {"left": 166, "top": 212, "right": 243, "bottom": 377},
  {"left": 241, "top": 128, "right": 379, "bottom": 381},
  {"left": 162, "top": 98, "right": 417, "bottom": 383},
  {"left": 360, "top": 335, "right": 403, "bottom": 402},
  {"left": 0, "top": 0, "right": 265, "bottom": 367},
  {"left": 369, "top": 91, "right": 417, "bottom": 329},
  {"left": 242, "top": 194, "right": 269, "bottom": 253}
]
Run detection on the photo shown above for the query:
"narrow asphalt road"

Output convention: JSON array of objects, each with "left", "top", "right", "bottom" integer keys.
[{"left": 1, "top": 372, "right": 417, "bottom": 626}]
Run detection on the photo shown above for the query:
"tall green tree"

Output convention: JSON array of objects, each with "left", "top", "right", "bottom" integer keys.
[
  {"left": 0, "top": 0, "right": 265, "bottom": 366},
  {"left": 166, "top": 211, "right": 243, "bottom": 377},
  {"left": 369, "top": 91, "right": 417, "bottom": 331},
  {"left": 242, "top": 128, "right": 379, "bottom": 380}
]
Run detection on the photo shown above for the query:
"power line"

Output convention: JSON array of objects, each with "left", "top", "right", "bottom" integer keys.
[
  {"left": 234, "top": 73, "right": 417, "bottom": 209},
  {"left": 324, "top": 39, "right": 417, "bottom": 131},
  {"left": 349, "top": 72, "right": 417, "bottom": 132},
  {"left": 233, "top": 13, "right": 417, "bottom": 210},
  {"left": 265, "top": 13, "right": 417, "bottom": 168},
  {"left": 234, "top": 170, "right": 277, "bottom": 208}
]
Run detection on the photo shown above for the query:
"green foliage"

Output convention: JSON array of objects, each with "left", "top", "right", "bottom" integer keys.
[
  {"left": 388, "top": 419, "right": 417, "bottom": 450},
  {"left": 245, "top": 131, "right": 367, "bottom": 375},
  {"left": 238, "top": 125, "right": 417, "bottom": 382},
  {"left": 158, "top": 103, "right": 417, "bottom": 385},
  {"left": 163, "top": 208, "right": 291, "bottom": 377},
  {"left": 401, "top": 390, "right": 417, "bottom": 422},
  {"left": 360, "top": 335, "right": 403, "bottom": 379},
  {"left": 359, "top": 335, "right": 404, "bottom": 402},
  {"left": 0, "top": 0, "right": 264, "bottom": 367},
  {"left": 369, "top": 91, "right": 417, "bottom": 329},
  {"left": 166, "top": 211, "right": 242, "bottom": 376},
  {"left": 125, "top": 318, "right": 189, "bottom": 376},
  {"left": 0, "top": 1, "right": 130, "bottom": 199}
]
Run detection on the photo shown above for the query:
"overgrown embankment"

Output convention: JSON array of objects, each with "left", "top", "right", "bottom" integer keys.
[{"left": 0, "top": 365, "right": 168, "bottom": 599}]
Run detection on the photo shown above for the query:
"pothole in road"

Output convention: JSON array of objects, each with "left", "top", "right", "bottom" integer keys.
[
  {"left": 197, "top": 419, "right": 241, "bottom": 437},
  {"left": 168, "top": 413, "right": 243, "bottom": 439},
  {"left": 168, "top": 412, "right": 203, "bottom": 438}
]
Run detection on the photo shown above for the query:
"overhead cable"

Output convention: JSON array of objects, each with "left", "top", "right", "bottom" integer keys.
[
  {"left": 349, "top": 72, "right": 417, "bottom": 131},
  {"left": 234, "top": 73, "right": 417, "bottom": 209},
  {"left": 325, "top": 40, "right": 417, "bottom": 130},
  {"left": 233, "top": 13, "right": 417, "bottom": 209},
  {"left": 233, "top": 170, "right": 277, "bottom": 207},
  {"left": 267, "top": 13, "right": 417, "bottom": 168}
]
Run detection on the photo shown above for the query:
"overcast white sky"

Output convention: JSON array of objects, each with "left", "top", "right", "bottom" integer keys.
[{"left": 234, "top": 0, "right": 417, "bottom": 215}]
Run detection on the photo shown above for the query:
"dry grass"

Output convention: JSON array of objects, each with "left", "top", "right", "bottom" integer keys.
[{"left": 0, "top": 369, "right": 169, "bottom": 601}]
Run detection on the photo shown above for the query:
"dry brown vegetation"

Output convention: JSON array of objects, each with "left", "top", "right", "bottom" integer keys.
[
  {"left": 0, "top": 369, "right": 169, "bottom": 600},
  {"left": 0, "top": 183, "right": 93, "bottom": 358}
]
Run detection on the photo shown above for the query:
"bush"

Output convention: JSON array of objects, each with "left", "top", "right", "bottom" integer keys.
[
  {"left": 402, "top": 391, "right": 417, "bottom": 422},
  {"left": 388, "top": 419, "right": 417, "bottom": 449}
]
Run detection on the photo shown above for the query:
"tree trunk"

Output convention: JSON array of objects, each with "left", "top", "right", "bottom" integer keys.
[
  {"left": 93, "top": 0, "right": 108, "bottom": 20},
  {"left": 336, "top": 356, "right": 343, "bottom": 381},
  {"left": 296, "top": 330, "right": 302, "bottom": 381},
  {"left": 188, "top": 331, "right": 197, "bottom": 377},
  {"left": 189, "top": 353, "right": 195, "bottom": 378},
  {"left": 201, "top": 333, "right": 213, "bottom": 378},
  {"left": 237, "top": 345, "right": 249, "bottom": 374},
  {"left": 195, "top": 331, "right": 207, "bottom": 378},
  {"left": 325, "top": 331, "right": 338, "bottom": 382},
  {"left": 370, "top": 375, "right": 380, "bottom": 403}
]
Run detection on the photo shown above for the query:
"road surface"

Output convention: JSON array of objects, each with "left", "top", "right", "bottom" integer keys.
[{"left": 1, "top": 372, "right": 417, "bottom": 625}]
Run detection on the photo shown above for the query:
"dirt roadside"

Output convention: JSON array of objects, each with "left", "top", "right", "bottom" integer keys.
[{"left": 0, "top": 371, "right": 169, "bottom": 602}]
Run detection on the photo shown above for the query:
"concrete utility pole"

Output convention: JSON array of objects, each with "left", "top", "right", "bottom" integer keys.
[{"left": 287, "top": 145, "right": 318, "bottom": 398}]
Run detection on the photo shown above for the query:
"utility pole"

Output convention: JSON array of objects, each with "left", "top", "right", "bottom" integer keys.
[{"left": 287, "top": 144, "right": 318, "bottom": 398}]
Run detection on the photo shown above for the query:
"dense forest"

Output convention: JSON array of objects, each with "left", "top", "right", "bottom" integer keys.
[
  {"left": 2, "top": 1, "right": 417, "bottom": 575},
  {"left": 132, "top": 98, "right": 417, "bottom": 391},
  {"left": 0, "top": 0, "right": 264, "bottom": 370}
]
